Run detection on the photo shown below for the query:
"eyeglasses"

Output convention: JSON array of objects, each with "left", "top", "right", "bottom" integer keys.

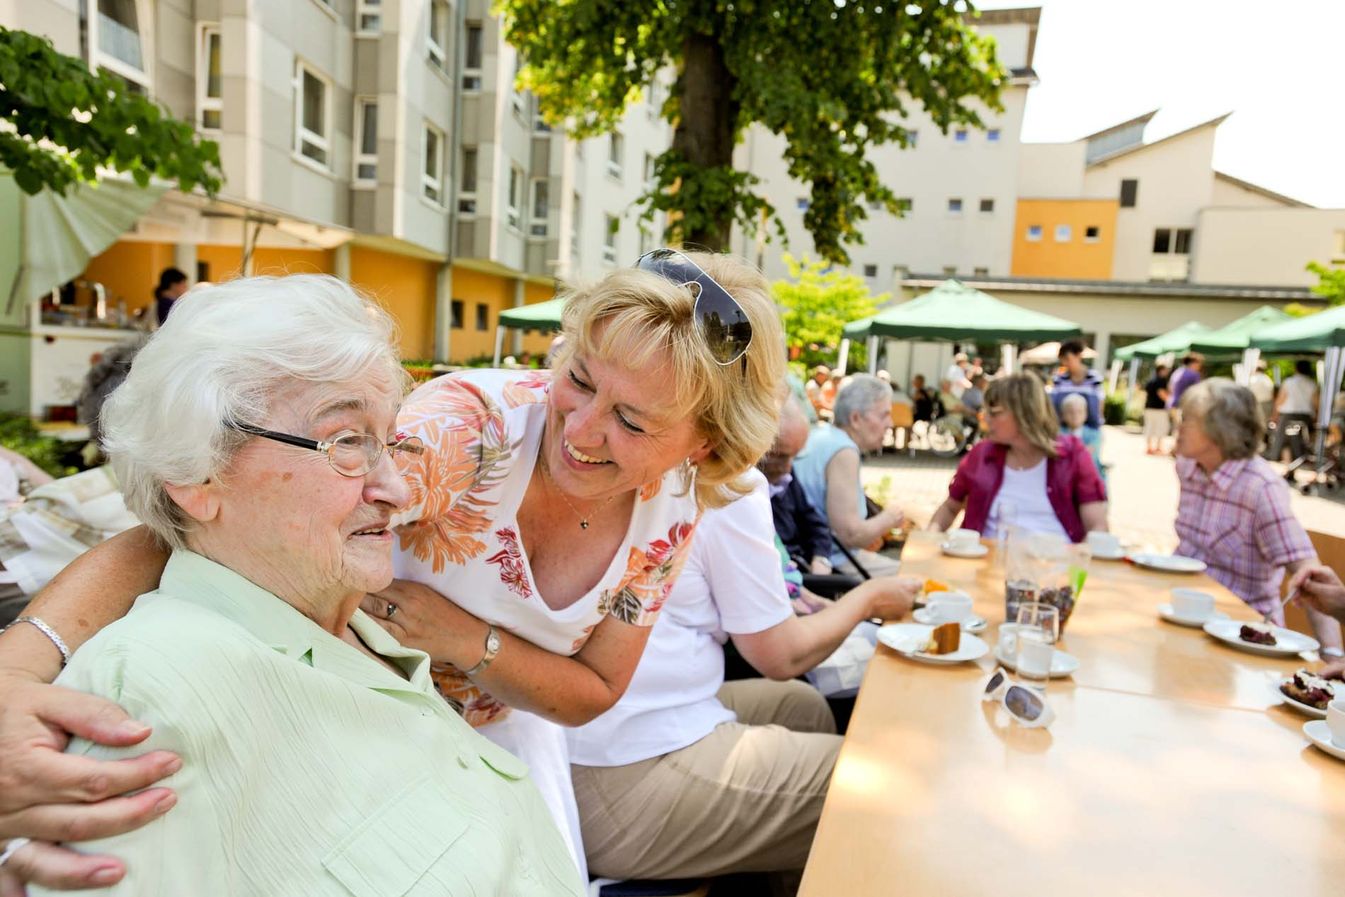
[
  {"left": 229, "top": 422, "right": 424, "bottom": 478},
  {"left": 634, "top": 248, "right": 753, "bottom": 366},
  {"left": 982, "top": 667, "right": 1055, "bottom": 728}
]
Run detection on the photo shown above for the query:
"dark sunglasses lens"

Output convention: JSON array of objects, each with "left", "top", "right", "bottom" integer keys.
[
  {"left": 692, "top": 277, "right": 752, "bottom": 365},
  {"left": 1005, "top": 686, "right": 1044, "bottom": 722},
  {"left": 985, "top": 670, "right": 1005, "bottom": 694}
]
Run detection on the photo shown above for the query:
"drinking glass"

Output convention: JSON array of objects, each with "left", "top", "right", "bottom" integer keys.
[{"left": 1013, "top": 602, "right": 1059, "bottom": 690}]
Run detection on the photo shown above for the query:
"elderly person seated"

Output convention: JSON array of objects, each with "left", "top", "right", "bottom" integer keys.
[
  {"left": 1173, "top": 379, "right": 1342, "bottom": 652},
  {"left": 1059, "top": 392, "right": 1105, "bottom": 481},
  {"left": 793, "top": 374, "right": 906, "bottom": 576},
  {"left": 930, "top": 372, "right": 1108, "bottom": 541},
  {"left": 763, "top": 398, "right": 833, "bottom": 576},
  {"left": 0, "top": 277, "right": 582, "bottom": 895},
  {"left": 568, "top": 463, "right": 918, "bottom": 886}
]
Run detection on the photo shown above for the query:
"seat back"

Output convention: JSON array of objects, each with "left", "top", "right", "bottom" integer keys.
[
  {"left": 891, "top": 402, "right": 915, "bottom": 429},
  {"left": 1283, "top": 529, "right": 1345, "bottom": 636}
]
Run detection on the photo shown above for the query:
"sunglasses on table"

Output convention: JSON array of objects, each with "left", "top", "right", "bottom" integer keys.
[
  {"left": 634, "top": 248, "right": 753, "bottom": 366},
  {"left": 228, "top": 422, "right": 424, "bottom": 478},
  {"left": 982, "top": 667, "right": 1055, "bottom": 728}
]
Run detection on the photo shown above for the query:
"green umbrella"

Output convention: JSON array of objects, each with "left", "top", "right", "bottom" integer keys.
[
  {"left": 1249, "top": 305, "right": 1345, "bottom": 352},
  {"left": 498, "top": 296, "right": 565, "bottom": 333},
  {"left": 1187, "top": 306, "right": 1293, "bottom": 356},
  {"left": 1112, "top": 321, "right": 1211, "bottom": 362},
  {"left": 842, "top": 280, "right": 1081, "bottom": 343}
]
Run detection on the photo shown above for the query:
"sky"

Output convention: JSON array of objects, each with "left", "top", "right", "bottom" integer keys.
[{"left": 976, "top": 0, "right": 1344, "bottom": 207}]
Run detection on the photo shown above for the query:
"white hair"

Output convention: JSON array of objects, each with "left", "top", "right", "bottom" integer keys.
[
  {"left": 1060, "top": 393, "right": 1088, "bottom": 414},
  {"left": 102, "top": 275, "right": 405, "bottom": 549},
  {"left": 833, "top": 374, "right": 890, "bottom": 430}
]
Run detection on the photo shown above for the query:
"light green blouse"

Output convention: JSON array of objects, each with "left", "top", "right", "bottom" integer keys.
[{"left": 35, "top": 550, "right": 584, "bottom": 896}]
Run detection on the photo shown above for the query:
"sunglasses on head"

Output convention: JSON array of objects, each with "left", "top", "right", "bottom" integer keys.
[
  {"left": 982, "top": 667, "right": 1055, "bottom": 728},
  {"left": 634, "top": 249, "right": 753, "bottom": 366}
]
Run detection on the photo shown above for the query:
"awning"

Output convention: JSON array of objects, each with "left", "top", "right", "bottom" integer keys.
[
  {"left": 842, "top": 280, "right": 1081, "bottom": 343},
  {"left": 1019, "top": 341, "right": 1097, "bottom": 365},
  {"left": 498, "top": 296, "right": 565, "bottom": 333},
  {"left": 1112, "top": 321, "right": 1211, "bottom": 361},
  {"left": 1187, "top": 306, "right": 1293, "bottom": 355},
  {"left": 1249, "top": 305, "right": 1345, "bottom": 352}
]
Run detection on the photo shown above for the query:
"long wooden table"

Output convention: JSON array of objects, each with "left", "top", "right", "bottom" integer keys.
[{"left": 799, "top": 533, "right": 1345, "bottom": 897}]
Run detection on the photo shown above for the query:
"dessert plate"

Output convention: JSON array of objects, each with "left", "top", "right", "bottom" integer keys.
[
  {"left": 1275, "top": 678, "right": 1342, "bottom": 719},
  {"left": 877, "top": 623, "right": 989, "bottom": 665},
  {"left": 941, "top": 542, "right": 988, "bottom": 559},
  {"left": 912, "top": 608, "right": 988, "bottom": 633},
  {"left": 1303, "top": 721, "right": 1345, "bottom": 762},
  {"left": 1202, "top": 619, "right": 1320, "bottom": 657},
  {"left": 993, "top": 647, "right": 1079, "bottom": 678},
  {"left": 1156, "top": 604, "right": 1229, "bottom": 628},
  {"left": 1129, "top": 553, "right": 1207, "bottom": 574}
]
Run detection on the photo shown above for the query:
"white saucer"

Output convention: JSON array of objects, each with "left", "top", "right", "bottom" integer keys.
[
  {"left": 1202, "top": 619, "right": 1320, "bottom": 658},
  {"left": 1090, "top": 547, "right": 1127, "bottom": 561},
  {"left": 993, "top": 646, "right": 1079, "bottom": 678},
  {"left": 1157, "top": 604, "right": 1230, "bottom": 629},
  {"left": 941, "top": 542, "right": 989, "bottom": 559},
  {"left": 877, "top": 623, "right": 989, "bottom": 664},
  {"left": 1275, "top": 677, "right": 1343, "bottom": 719},
  {"left": 913, "top": 608, "right": 988, "bottom": 633},
  {"left": 1129, "top": 553, "right": 1207, "bottom": 574},
  {"left": 1303, "top": 721, "right": 1345, "bottom": 761}
]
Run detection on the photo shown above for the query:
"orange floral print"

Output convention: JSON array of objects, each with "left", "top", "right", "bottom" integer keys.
[
  {"left": 601, "top": 520, "right": 699, "bottom": 625},
  {"left": 502, "top": 371, "right": 550, "bottom": 408}
]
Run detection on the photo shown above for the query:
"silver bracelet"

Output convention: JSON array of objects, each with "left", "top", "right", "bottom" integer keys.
[
  {"left": 6, "top": 616, "right": 71, "bottom": 667},
  {"left": 1323, "top": 647, "right": 1345, "bottom": 659}
]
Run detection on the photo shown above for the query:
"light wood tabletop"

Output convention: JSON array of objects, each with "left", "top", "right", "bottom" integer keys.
[{"left": 799, "top": 532, "right": 1345, "bottom": 897}]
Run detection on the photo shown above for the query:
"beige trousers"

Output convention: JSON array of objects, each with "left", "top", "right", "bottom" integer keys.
[{"left": 571, "top": 678, "right": 841, "bottom": 880}]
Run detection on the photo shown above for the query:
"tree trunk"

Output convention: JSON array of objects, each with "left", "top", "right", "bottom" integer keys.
[{"left": 674, "top": 30, "right": 737, "bottom": 251}]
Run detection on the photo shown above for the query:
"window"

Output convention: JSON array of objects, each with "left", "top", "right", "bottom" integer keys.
[
  {"left": 353, "top": 98, "right": 377, "bottom": 183},
  {"left": 973, "top": 266, "right": 989, "bottom": 276},
  {"left": 422, "top": 123, "right": 443, "bottom": 203},
  {"left": 475, "top": 303, "right": 489, "bottom": 332},
  {"left": 942, "top": 265, "right": 957, "bottom": 276},
  {"left": 979, "top": 198, "right": 994, "bottom": 213},
  {"left": 1085, "top": 225, "right": 1101, "bottom": 243},
  {"left": 530, "top": 179, "right": 549, "bottom": 236},
  {"left": 947, "top": 198, "right": 963, "bottom": 213},
  {"left": 1120, "top": 178, "right": 1138, "bottom": 208},
  {"left": 533, "top": 97, "right": 551, "bottom": 133},
  {"left": 607, "top": 132, "right": 624, "bottom": 178},
  {"left": 647, "top": 79, "right": 663, "bottom": 119},
  {"left": 863, "top": 264, "right": 878, "bottom": 278},
  {"left": 294, "top": 61, "right": 331, "bottom": 167},
  {"left": 1055, "top": 224, "right": 1072, "bottom": 242},
  {"left": 450, "top": 299, "right": 464, "bottom": 329},
  {"left": 896, "top": 197, "right": 913, "bottom": 213},
  {"left": 644, "top": 152, "right": 657, "bottom": 185},
  {"left": 458, "top": 148, "right": 477, "bottom": 214},
  {"left": 796, "top": 197, "right": 810, "bottom": 211},
  {"left": 1152, "top": 229, "right": 1171, "bottom": 253},
  {"left": 1026, "top": 225, "right": 1043, "bottom": 242},
  {"left": 510, "top": 52, "right": 525, "bottom": 117},
  {"left": 1174, "top": 228, "right": 1192, "bottom": 254},
  {"left": 987, "top": 129, "right": 1001, "bottom": 142},
  {"left": 604, "top": 214, "right": 619, "bottom": 264},
  {"left": 356, "top": 0, "right": 382, "bottom": 34},
  {"left": 94, "top": 0, "right": 152, "bottom": 91},
  {"left": 954, "top": 129, "right": 968, "bottom": 143},
  {"left": 462, "top": 22, "right": 483, "bottom": 90},
  {"left": 507, "top": 167, "right": 523, "bottom": 229},
  {"left": 427, "top": 1, "right": 448, "bottom": 68},
  {"left": 197, "top": 25, "right": 222, "bottom": 131},
  {"left": 907, "top": 130, "right": 919, "bottom": 148}
]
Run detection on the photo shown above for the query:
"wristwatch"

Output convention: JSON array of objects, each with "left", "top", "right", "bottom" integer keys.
[
  {"left": 1323, "top": 647, "right": 1344, "bottom": 659},
  {"left": 465, "top": 624, "right": 501, "bottom": 676}
]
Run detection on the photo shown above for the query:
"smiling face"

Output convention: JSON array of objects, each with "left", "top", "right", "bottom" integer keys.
[
  {"left": 191, "top": 373, "right": 410, "bottom": 614},
  {"left": 544, "top": 344, "right": 711, "bottom": 502}
]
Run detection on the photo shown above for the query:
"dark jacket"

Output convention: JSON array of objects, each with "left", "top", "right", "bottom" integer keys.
[{"left": 771, "top": 475, "right": 833, "bottom": 565}]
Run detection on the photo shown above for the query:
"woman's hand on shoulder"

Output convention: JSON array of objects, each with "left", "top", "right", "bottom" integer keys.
[
  {"left": 0, "top": 673, "right": 180, "bottom": 890},
  {"left": 363, "top": 580, "right": 475, "bottom": 666}
]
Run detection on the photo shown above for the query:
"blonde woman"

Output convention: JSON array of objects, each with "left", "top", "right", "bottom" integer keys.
[{"left": 930, "top": 371, "right": 1108, "bottom": 541}]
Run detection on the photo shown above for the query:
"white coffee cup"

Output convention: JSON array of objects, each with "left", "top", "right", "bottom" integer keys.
[
  {"left": 1171, "top": 588, "right": 1215, "bottom": 620},
  {"left": 1327, "top": 697, "right": 1345, "bottom": 748},
  {"left": 925, "top": 591, "right": 973, "bottom": 624},
  {"left": 1086, "top": 531, "right": 1121, "bottom": 556},
  {"left": 946, "top": 528, "right": 981, "bottom": 551},
  {"left": 1015, "top": 630, "right": 1055, "bottom": 679}
]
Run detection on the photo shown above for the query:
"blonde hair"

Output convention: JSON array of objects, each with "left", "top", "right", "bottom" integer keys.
[
  {"left": 985, "top": 372, "right": 1060, "bottom": 458},
  {"left": 1181, "top": 378, "right": 1263, "bottom": 460},
  {"left": 556, "top": 251, "right": 785, "bottom": 509}
]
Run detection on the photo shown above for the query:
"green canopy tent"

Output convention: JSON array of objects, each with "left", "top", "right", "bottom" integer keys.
[
  {"left": 492, "top": 296, "right": 564, "bottom": 365},
  {"left": 1111, "top": 321, "right": 1211, "bottom": 362},
  {"left": 841, "top": 280, "right": 1082, "bottom": 376},
  {"left": 1187, "top": 306, "right": 1293, "bottom": 385}
]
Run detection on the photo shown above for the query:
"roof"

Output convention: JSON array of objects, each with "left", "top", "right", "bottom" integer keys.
[
  {"left": 844, "top": 279, "right": 1081, "bottom": 343},
  {"left": 900, "top": 273, "right": 1319, "bottom": 303},
  {"left": 498, "top": 296, "right": 565, "bottom": 332},
  {"left": 1086, "top": 112, "right": 1233, "bottom": 167},
  {"left": 1212, "top": 171, "right": 1313, "bottom": 208},
  {"left": 1187, "top": 306, "right": 1294, "bottom": 355},
  {"left": 1113, "top": 321, "right": 1212, "bottom": 361},
  {"left": 1079, "top": 109, "right": 1159, "bottom": 143}
]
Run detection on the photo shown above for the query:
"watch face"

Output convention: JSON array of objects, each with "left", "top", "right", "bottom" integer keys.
[{"left": 486, "top": 630, "right": 501, "bottom": 654}]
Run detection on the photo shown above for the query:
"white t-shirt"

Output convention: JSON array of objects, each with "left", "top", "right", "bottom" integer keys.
[
  {"left": 567, "top": 470, "right": 793, "bottom": 768},
  {"left": 984, "top": 459, "right": 1068, "bottom": 541},
  {"left": 1248, "top": 372, "right": 1275, "bottom": 404},
  {"left": 944, "top": 363, "right": 967, "bottom": 396},
  {"left": 1279, "top": 374, "right": 1318, "bottom": 415}
]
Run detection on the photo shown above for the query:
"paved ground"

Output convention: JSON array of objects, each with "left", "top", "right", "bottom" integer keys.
[{"left": 860, "top": 425, "right": 1345, "bottom": 553}]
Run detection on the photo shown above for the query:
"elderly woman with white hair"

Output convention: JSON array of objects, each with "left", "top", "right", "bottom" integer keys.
[
  {"left": 792, "top": 374, "right": 905, "bottom": 576},
  {"left": 0, "top": 276, "right": 583, "bottom": 894},
  {"left": 1174, "top": 379, "right": 1343, "bottom": 654},
  {"left": 0, "top": 250, "right": 785, "bottom": 888}
]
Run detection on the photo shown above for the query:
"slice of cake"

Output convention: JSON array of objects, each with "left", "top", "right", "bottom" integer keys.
[
  {"left": 922, "top": 622, "right": 961, "bottom": 655},
  {"left": 1281, "top": 668, "right": 1337, "bottom": 710},
  {"left": 1239, "top": 622, "right": 1278, "bottom": 646}
]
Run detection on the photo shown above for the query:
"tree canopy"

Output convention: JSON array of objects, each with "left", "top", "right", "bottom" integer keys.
[
  {"left": 501, "top": 0, "right": 1005, "bottom": 265},
  {"left": 1307, "top": 261, "right": 1345, "bottom": 307},
  {"left": 0, "top": 26, "right": 221, "bottom": 196},
  {"left": 773, "top": 254, "right": 884, "bottom": 368}
]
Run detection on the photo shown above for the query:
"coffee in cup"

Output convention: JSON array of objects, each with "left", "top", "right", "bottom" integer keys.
[
  {"left": 925, "top": 591, "right": 973, "bottom": 624},
  {"left": 1171, "top": 588, "right": 1215, "bottom": 620}
]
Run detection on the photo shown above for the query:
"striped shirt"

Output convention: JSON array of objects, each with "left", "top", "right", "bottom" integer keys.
[{"left": 1174, "top": 456, "right": 1314, "bottom": 618}]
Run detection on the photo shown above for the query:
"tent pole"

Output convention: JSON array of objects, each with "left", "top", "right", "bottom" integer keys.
[
  {"left": 1127, "top": 358, "right": 1140, "bottom": 393},
  {"left": 836, "top": 338, "right": 851, "bottom": 377},
  {"left": 1107, "top": 360, "right": 1122, "bottom": 395},
  {"left": 1314, "top": 346, "right": 1344, "bottom": 483},
  {"left": 1000, "top": 343, "right": 1016, "bottom": 374},
  {"left": 492, "top": 325, "right": 506, "bottom": 367},
  {"left": 867, "top": 335, "right": 879, "bottom": 374}
]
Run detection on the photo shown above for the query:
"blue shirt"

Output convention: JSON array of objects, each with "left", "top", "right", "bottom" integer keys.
[{"left": 791, "top": 424, "right": 865, "bottom": 566}]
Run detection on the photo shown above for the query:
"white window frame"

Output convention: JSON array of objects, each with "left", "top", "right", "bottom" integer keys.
[
  {"left": 607, "top": 131, "right": 624, "bottom": 179},
  {"left": 196, "top": 23, "right": 222, "bottom": 132},
  {"left": 1055, "top": 224, "right": 1072, "bottom": 242},
  {"left": 507, "top": 166, "right": 523, "bottom": 231},
  {"left": 1026, "top": 225, "right": 1043, "bottom": 242},
  {"left": 293, "top": 60, "right": 332, "bottom": 171},
  {"left": 529, "top": 178, "right": 549, "bottom": 237},
  {"left": 90, "top": 0, "right": 155, "bottom": 93},
  {"left": 458, "top": 147, "right": 478, "bottom": 215},
  {"left": 647, "top": 79, "right": 663, "bottom": 120},
  {"left": 462, "top": 21, "right": 483, "bottom": 91},
  {"left": 643, "top": 152, "right": 657, "bottom": 186},
  {"left": 422, "top": 122, "right": 444, "bottom": 205},
  {"left": 603, "top": 214, "right": 619, "bottom": 264},
  {"left": 533, "top": 96, "right": 551, "bottom": 133},
  {"left": 356, "top": 0, "right": 382, "bottom": 36},
  {"left": 510, "top": 52, "right": 525, "bottom": 118},
  {"left": 353, "top": 97, "right": 378, "bottom": 186},
  {"left": 427, "top": 0, "right": 449, "bottom": 68}
]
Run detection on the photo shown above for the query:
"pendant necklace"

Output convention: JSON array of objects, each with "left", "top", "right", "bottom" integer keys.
[{"left": 539, "top": 456, "right": 617, "bottom": 530}]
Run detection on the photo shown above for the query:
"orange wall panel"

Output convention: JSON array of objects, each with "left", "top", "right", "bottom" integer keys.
[
  {"left": 1011, "top": 199, "right": 1118, "bottom": 280},
  {"left": 80, "top": 241, "right": 176, "bottom": 315},
  {"left": 449, "top": 266, "right": 516, "bottom": 362},
  {"left": 349, "top": 247, "right": 439, "bottom": 361}
]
